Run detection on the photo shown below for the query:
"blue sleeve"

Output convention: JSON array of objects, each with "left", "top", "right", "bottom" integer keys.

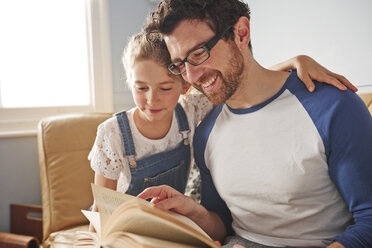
[
  {"left": 193, "top": 104, "right": 234, "bottom": 237},
  {"left": 326, "top": 92, "right": 372, "bottom": 247},
  {"left": 199, "top": 163, "right": 234, "bottom": 236}
]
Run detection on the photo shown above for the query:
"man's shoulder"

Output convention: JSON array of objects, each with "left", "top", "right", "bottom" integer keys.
[
  {"left": 286, "top": 71, "right": 362, "bottom": 111},
  {"left": 305, "top": 84, "right": 362, "bottom": 112}
]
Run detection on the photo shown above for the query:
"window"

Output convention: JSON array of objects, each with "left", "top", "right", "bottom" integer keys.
[{"left": 0, "top": 0, "right": 113, "bottom": 137}]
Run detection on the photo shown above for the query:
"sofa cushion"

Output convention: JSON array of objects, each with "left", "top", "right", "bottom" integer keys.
[
  {"left": 38, "top": 113, "right": 111, "bottom": 246},
  {"left": 47, "top": 225, "right": 88, "bottom": 248},
  {"left": 359, "top": 92, "right": 372, "bottom": 114}
]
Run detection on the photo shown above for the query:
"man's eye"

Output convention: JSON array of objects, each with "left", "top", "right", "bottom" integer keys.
[
  {"left": 194, "top": 51, "right": 205, "bottom": 57},
  {"left": 169, "top": 64, "right": 178, "bottom": 70}
]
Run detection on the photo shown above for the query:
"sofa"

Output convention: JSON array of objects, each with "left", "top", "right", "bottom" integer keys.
[{"left": 359, "top": 92, "right": 372, "bottom": 114}]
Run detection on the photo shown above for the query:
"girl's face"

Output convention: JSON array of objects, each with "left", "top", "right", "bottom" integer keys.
[{"left": 131, "top": 59, "right": 189, "bottom": 124}]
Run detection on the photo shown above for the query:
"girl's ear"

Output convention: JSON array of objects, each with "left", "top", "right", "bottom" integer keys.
[{"left": 181, "top": 83, "right": 192, "bottom": 94}]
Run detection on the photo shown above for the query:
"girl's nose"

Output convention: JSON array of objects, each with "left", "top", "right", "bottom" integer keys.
[{"left": 147, "top": 90, "right": 159, "bottom": 104}]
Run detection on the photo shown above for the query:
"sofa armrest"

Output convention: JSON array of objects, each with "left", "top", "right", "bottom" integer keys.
[
  {"left": 10, "top": 204, "right": 42, "bottom": 244},
  {"left": 0, "top": 232, "right": 39, "bottom": 248}
]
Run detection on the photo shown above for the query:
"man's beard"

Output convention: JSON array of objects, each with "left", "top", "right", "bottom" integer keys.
[{"left": 195, "top": 42, "right": 244, "bottom": 105}]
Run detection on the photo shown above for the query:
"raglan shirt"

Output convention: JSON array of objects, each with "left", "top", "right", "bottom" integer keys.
[{"left": 194, "top": 71, "right": 372, "bottom": 247}]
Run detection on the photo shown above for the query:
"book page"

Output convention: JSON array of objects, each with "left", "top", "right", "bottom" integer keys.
[
  {"left": 167, "top": 211, "right": 210, "bottom": 238},
  {"left": 103, "top": 232, "right": 200, "bottom": 248},
  {"left": 91, "top": 183, "right": 137, "bottom": 229},
  {"left": 103, "top": 200, "right": 218, "bottom": 248},
  {"left": 81, "top": 210, "right": 101, "bottom": 239},
  {"left": 73, "top": 231, "right": 99, "bottom": 248},
  {"left": 91, "top": 184, "right": 218, "bottom": 248}
]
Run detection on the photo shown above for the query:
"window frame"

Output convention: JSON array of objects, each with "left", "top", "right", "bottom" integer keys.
[{"left": 0, "top": 0, "right": 113, "bottom": 138}]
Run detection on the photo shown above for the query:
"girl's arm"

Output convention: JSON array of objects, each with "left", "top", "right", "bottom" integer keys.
[
  {"left": 270, "top": 55, "right": 358, "bottom": 92},
  {"left": 89, "top": 172, "right": 117, "bottom": 232}
]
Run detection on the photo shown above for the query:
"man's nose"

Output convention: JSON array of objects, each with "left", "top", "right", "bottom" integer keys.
[{"left": 183, "top": 63, "right": 204, "bottom": 86}]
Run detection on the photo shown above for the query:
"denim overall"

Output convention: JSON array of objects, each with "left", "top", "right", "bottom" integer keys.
[{"left": 116, "top": 103, "right": 191, "bottom": 196}]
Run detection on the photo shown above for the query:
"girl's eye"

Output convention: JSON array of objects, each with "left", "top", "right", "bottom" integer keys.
[
  {"left": 161, "top": 88, "right": 172, "bottom": 91},
  {"left": 136, "top": 86, "right": 147, "bottom": 91}
]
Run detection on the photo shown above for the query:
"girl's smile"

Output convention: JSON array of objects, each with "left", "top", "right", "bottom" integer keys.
[{"left": 149, "top": 109, "right": 162, "bottom": 114}]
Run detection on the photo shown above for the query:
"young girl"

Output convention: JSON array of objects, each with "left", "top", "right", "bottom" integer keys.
[
  {"left": 89, "top": 31, "right": 212, "bottom": 201},
  {"left": 88, "top": 31, "right": 354, "bottom": 212}
]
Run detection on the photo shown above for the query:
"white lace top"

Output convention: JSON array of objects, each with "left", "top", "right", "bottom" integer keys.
[{"left": 88, "top": 90, "right": 213, "bottom": 193}]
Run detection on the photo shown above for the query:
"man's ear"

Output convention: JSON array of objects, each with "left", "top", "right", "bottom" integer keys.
[
  {"left": 181, "top": 83, "right": 192, "bottom": 94},
  {"left": 233, "top": 16, "right": 250, "bottom": 49}
]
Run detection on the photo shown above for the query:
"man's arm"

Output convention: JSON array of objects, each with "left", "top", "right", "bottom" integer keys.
[
  {"left": 138, "top": 185, "right": 227, "bottom": 242},
  {"left": 270, "top": 55, "right": 357, "bottom": 92},
  {"left": 326, "top": 91, "right": 372, "bottom": 247}
]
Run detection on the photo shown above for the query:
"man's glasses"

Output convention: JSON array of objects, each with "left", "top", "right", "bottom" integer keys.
[{"left": 167, "top": 25, "right": 233, "bottom": 76}]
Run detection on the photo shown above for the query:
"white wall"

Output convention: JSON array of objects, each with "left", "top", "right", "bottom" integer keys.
[
  {"left": 247, "top": 0, "right": 372, "bottom": 92},
  {"left": 0, "top": 136, "right": 40, "bottom": 231},
  {"left": 110, "top": 0, "right": 156, "bottom": 112}
]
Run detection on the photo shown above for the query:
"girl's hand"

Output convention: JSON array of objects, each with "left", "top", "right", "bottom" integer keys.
[{"left": 270, "top": 55, "right": 358, "bottom": 92}]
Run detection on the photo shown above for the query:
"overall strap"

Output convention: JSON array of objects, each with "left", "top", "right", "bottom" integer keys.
[
  {"left": 115, "top": 111, "right": 137, "bottom": 168},
  {"left": 175, "top": 103, "right": 190, "bottom": 145}
]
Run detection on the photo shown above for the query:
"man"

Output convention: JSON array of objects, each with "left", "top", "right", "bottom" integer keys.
[{"left": 139, "top": 0, "right": 372, "bottom": 247}]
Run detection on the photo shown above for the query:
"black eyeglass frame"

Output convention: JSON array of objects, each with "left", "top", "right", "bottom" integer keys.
[{"left": 167, "top": 25, "right": 233, "bottom": 76}]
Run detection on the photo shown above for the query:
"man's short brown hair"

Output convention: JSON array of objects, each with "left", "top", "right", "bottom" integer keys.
[{"left": 146, "top": 0, "right": 252, "bottom": 50}]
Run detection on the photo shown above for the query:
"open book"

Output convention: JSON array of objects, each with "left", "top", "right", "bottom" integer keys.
[{"left": 73, "top": 184, "right": 219, "bottom": 248}]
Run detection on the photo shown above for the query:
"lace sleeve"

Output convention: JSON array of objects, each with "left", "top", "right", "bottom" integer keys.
[
  {"left": 88, "top": 118, "right": 129, "bottom": 181},
  {"left": 185, "top": 89, "right": 214, "bottom": 124}
]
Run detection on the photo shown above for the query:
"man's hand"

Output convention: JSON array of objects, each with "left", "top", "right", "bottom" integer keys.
[
  {"left": 138, "top": 185, "right": 227, "bottom": 242},
  {"left": 137, "top": 185, "right": 201, "bottom": 220}
]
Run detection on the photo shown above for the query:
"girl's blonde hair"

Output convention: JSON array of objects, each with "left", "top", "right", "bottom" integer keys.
[{"left": 122, "top": 31, "right": 174, "bottom": 86}]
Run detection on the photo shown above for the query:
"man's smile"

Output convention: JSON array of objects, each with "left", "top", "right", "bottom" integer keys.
[{"left": 201, "top": 76, "right": 217, "bottom": 92}]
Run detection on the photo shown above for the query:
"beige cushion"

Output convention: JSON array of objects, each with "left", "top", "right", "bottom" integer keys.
[
  {"left": 359, "top": 92, "right": 372, "bottom": 114},
  {"left": 46, "top": 225, "right": 88, "bottom": 248},
  {"left": 38, "top": 113, "right": 111, "bottom": 247}
]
